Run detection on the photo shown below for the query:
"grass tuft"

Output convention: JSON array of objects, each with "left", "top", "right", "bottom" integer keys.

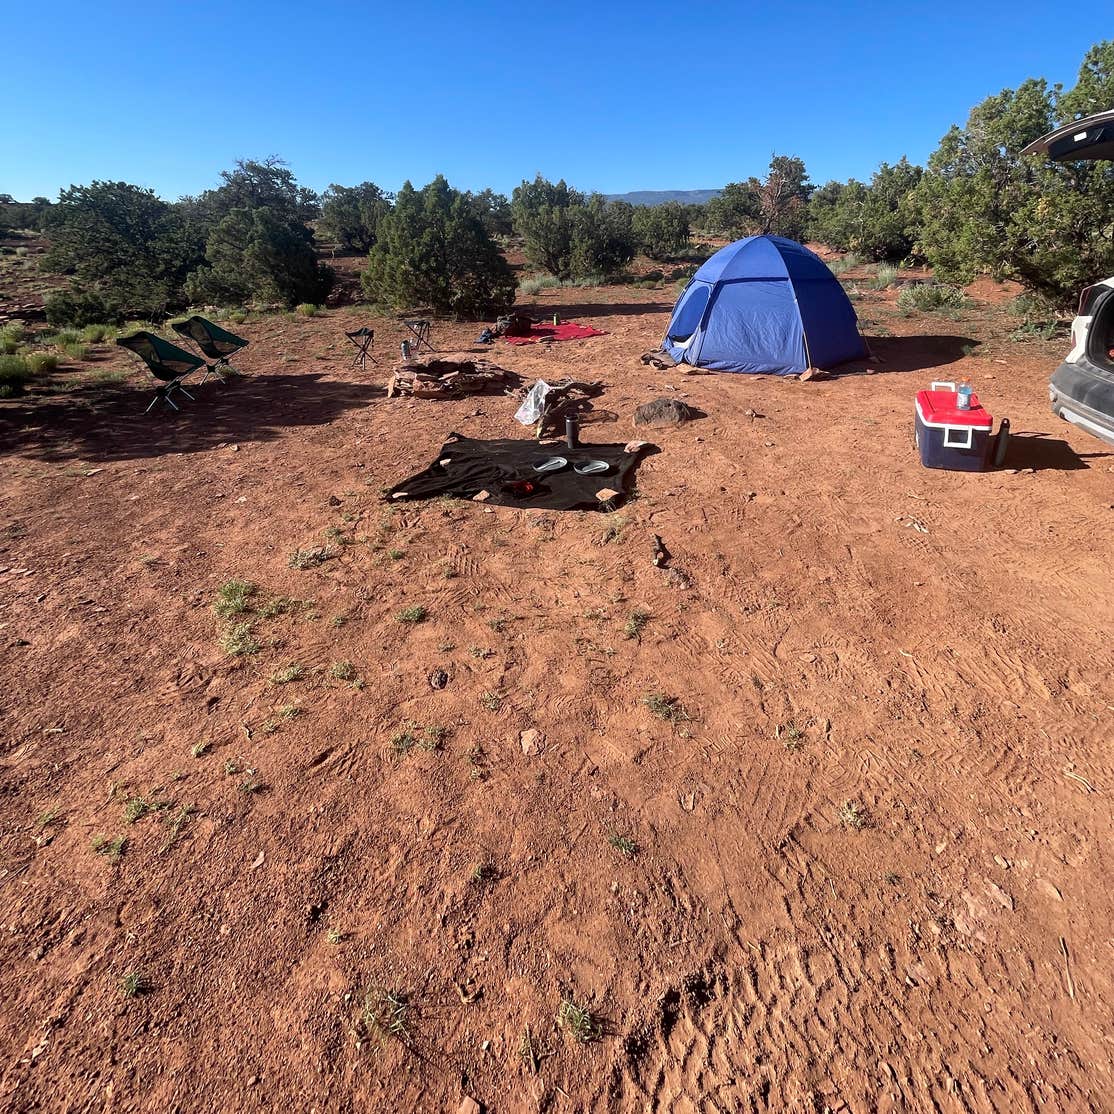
[
  {"left": 557, "top": 995, "right": 601, "bottom": 1043},
  {"left": 642, "top": 691, "right": 689, "bottom": 724},
  {"left": 362, "top": 987, "right": 410, "bottom": 1043},
  {"left": 213, "top": 579, "right": 257, "bottom": 618},
  {"left": 396, "top": 605, "right": 427, "bottom": 624},
  {"left": 119, "top": 971, "right": 150, "bottom": 998},
  {"left": 220, "top": 621, "right": 260, "bottom": 656}
]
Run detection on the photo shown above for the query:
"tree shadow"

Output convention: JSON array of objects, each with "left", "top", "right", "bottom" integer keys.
[
  {"left": 1003, "top": 431, "right": 1108, "bottom": 471},
  {"left": 519, "top": 300, "right": 673, "bottom": 321},
  {"left": 0, "top": 372, "right": 384, "bottom": 463},
  {"left": 837, "top": 335, "right": 979, "bottom": 375}
]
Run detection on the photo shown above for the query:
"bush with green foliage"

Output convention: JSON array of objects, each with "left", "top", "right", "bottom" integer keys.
[
  {"left": 318, "top": 181, "right": 392, "bottom": 253},
  {"left": 896, "top": 282, "right": 968, "bottom": 311},
  {"left": 569, "top": 196, "right": 636, "bottom": 279},
  {"left": 26, "top": 353, "right": 58, "bottom": 375},
  {"left": 907, "top": 40, "right": 1114, "bottom": 306},
  {"left": 809, "top": 158, "right": 924, "bottom": 262},
  {"left": 45, "top": 289, "right": 124, "bottom": 328},
  {"left": 185, "top": 205, "right": 333, "bottom": 309},
  {"left": 0, "top": 355, "right": 32, "bottom": 397},
  {"left": 703, "top": 155, "right": 812, "bottom": 240},
  {"left": 296, "top": 303, "right": 320, "bottom": 316},
  {"left": 469, "top": 189, "right": 514, "bottom": 239},
  {"left": 362, "top": 176, "right": 515, "bottom": 318},
  {"left": 632, "top": 201, "right": 691, "bottom": 260},
  {"left": 511, "top": 175, "right": 584, "bottom": 279},
  {"left": 43, "top": 181, "right": 204, "bottom": 319}
]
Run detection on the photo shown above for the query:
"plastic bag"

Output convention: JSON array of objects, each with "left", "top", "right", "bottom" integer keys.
[{"left": 514, "top": 380, "right": 551, "bottom": 425}]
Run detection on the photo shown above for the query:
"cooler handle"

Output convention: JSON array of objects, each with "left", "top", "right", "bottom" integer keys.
[
  {"left": 931, "top": 380, "right": 956, "bottom": 391},
  {"left": 943, "top": 426, "right": 974, "bottom": 449}
]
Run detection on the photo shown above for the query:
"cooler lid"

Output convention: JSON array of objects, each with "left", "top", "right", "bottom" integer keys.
[{"left": 915, "top": 388, "right": 993, "bottom": 429}]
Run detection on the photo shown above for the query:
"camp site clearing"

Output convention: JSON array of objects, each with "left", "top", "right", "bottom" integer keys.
[{"left": 2, "top": 260, "right": 1114, "bottom": 1111}]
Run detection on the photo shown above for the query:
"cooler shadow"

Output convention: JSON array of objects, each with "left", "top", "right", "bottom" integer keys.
[
  {"left": 1002, "top": 431, "right": 1103, "bottom": 471},
  {"left": 838, "top": 335, "right": 979, "bottom": 375},
  {"left": 0, "top": 372, "right": 383, "bottom": 464}
]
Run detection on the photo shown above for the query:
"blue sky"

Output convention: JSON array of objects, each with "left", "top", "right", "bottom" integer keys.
[{"left": 0, "top": 1, "right": 1100, "bottom": 202}]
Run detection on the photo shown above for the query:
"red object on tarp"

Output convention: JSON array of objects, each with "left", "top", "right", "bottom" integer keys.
[{"left": 503, "top": 322, "right": 606, "bottom": 345}]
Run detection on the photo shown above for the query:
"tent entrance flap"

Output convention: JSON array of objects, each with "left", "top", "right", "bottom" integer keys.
[{"left": 666, "top": 282, "right": 711, "bottom": 344}]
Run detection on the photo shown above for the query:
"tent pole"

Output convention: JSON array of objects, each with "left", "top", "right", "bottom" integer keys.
[{"left": 801, "top": 326, "right": 814, "bottom": 371}]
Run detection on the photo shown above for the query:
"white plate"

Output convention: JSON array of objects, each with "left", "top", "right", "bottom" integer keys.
[
  {"left": 573, "top": 460, "right": 611, "bottom": 475},
  {"left": 532, "top": 456, "right": 568, "bottom": 473}
]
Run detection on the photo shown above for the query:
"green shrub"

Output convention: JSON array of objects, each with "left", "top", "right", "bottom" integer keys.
[
  {"left": 296, "top": 303, "right": 319, "bottom": 316},
  {"left": 80, "top": 323, "right": 115, "bottom": 343},
  {"left": 364, "top": 176, "right": 515, "bottom": 318},
  {"left": 517, "top": 274, "right": 564, "bottom": 296},
  {"left": 228, "top": 311, "right": 247, "bottom": 324},
  {"left": 43, "top": 181, "right": 201, "bottom": 318},
  {"left": 896, "top": 282, "right": 968, "bottom": 311},
  {"left": 26, "top": 353, "right": 58, "bottom": 374},
  {"left": 0, "top": 336, "right": 18, "bottom": 355},
  {"left": 46, "top": 328, "right": 81, "bottom": 346},
  {"left": 632, "top": 201, "right": 691, "bottom": 260},
  {"left": 0, "top": 355, "right": 32, "bottom": 397},
  {"left": 45, "top": 289, "right": 124, "bottom": 328},
  {"left": 318, "top": 181, "right": 391, "bottom": 253},
  {"left": 829, "top": 252, "right": 861, "bottom": 275},
  {"left": 906, "top": 42, "right": 1114, "bottom": 305},
  {"left": 60, "top": 341, "right": 89, "bottom": 360},
  {"left": 869, "top": 264, "right": 900, "bottom": 289}
]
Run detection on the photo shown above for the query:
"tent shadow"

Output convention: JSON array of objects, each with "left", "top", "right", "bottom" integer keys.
[
  {"left": 1003, "top": 431, "right": 1106, "bottom": 471},
  {"left": 838, "top": 335, "right": 979, "bottom": 375},
  {"left": 0, "top": 372, "right": 384, "bottom": 464}
]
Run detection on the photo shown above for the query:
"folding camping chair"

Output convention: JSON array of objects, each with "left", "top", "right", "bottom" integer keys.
[
  {"left": 171, "top": 315, "right": 249, "bottom": 383},
  {"left": 404, "top": 319, "right": 435, "bottom": 354},
  {"left": 116, "top": 332, "right": 208, "bottom": 413},
  {"left": 345, "top": 326, "right": 377, "bottom": 370}
]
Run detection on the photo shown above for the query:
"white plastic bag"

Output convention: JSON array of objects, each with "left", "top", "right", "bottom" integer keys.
[{"left": 514, "top": 380, "right": 552, "bottom": 425}]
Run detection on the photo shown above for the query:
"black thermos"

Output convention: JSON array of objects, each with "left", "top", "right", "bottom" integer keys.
[{"left": 565, "top": 415, "right": 579, "bottom": 448}]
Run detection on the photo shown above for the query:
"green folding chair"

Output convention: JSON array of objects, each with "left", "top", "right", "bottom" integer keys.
[
  {"left": 171, "top": 316, "right": 249, "bottom": 382},
  {"left": 115, "top": 332, "right": 208, "bottom": 413}
]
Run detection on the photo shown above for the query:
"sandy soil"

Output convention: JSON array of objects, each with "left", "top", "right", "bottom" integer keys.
[{"left": 2, "top": 276, "right": 1113, "bottom": 1113}]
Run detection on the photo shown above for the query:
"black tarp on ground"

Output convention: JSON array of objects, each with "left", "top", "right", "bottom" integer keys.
[{"left": 386, "top": 433, "right": 652, "bottom": 511}]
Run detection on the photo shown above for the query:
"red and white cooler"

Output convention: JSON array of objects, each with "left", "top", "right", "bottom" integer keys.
[{"left": 914, "top": 381, "right": 1004, "bottom": 471}]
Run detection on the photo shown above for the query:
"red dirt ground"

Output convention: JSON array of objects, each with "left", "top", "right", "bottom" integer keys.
[{"left": 2, "top": 278, "right": 1114, "bottom": 1112}]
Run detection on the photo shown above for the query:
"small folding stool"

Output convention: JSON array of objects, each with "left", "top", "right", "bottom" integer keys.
[
  {"left": 404, "top": 319, "right": 435, "bottom": 354},
  {"left": 345, "top": 327, "right": 377, "bottom": 370}
]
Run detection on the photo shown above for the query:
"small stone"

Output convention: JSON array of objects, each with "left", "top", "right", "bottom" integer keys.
[
  {"left": 993, "top": 855, "right": 1009, "bottom": 869},
  {"left": 229, "top": 444, "right": 240, "bottom": 452},
  {"left": 458, "top": 1098, "right": 481, "bottom": 1114},
  {"left": 520, "top": 729, "right": 543, "bottom": 756},
  {"left": 327, "top": 495, "right": 342, "bottom": 507},
  {"left": 429, "top": 669, "right": 448, "bottom": 690},
  {"left": 632, "top": 398, "right": 696, "bottom": 427},
  {"left": 1036, "top": 878, "right": 1063, "bottom": 902},
  {"left": 984, "top": 880, "right": 1014, "bottom": 911}
]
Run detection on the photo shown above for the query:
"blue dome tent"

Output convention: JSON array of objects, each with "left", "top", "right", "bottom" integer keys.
[{"left": 662, "top": 235, "right": 867, "bottom": 375}]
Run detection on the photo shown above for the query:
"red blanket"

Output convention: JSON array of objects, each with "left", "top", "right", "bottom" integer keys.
[{"left": 503, "top": 321, "right": 606, "bottom": 345}]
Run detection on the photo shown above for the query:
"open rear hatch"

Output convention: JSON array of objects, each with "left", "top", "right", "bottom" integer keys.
[{"left": 1022, "top": 109, "right": 1114, "bottom": 161}]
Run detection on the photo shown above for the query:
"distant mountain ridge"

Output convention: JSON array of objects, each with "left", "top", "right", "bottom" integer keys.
[{"left": 603, "top": 189, "right": 721, "bottom": 207}]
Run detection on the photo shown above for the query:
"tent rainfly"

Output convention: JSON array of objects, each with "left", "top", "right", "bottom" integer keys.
[{"left": 662, "top": 235, "right": 867, "bottom": 375}]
